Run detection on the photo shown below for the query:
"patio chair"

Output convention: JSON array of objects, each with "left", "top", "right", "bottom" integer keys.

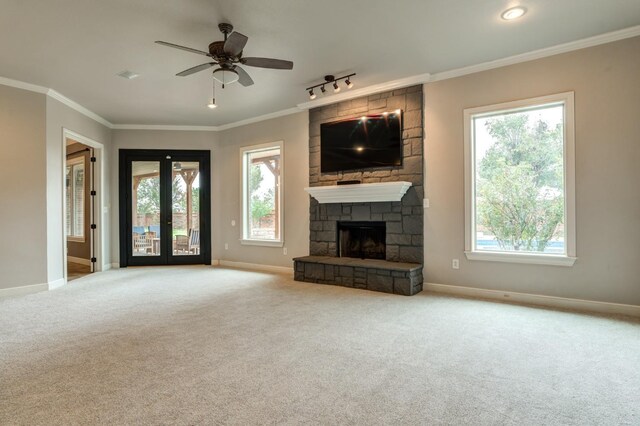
[
  {"left": 133, "top": 233, "right": 152, "bottom": 254},
  {"left": 174, "top": 229, "right": 200, "bottom": 254},
  {"left": 188, "top": 229, "right": 200, "bottom": 254},
  {"left": 175, "top": 234, "right": 188, "bottom": 253}
]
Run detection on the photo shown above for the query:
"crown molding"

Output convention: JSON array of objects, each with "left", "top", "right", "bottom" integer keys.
[
  {"left": 297, "top": 72, "right": 431, "bottom": 110},
  {"left": 430, "top": 24, "right": 640, "bottom": 82},
  {"left": 215, "top": 107, "right": 302, "bottom": 131},
  {"left": 0, "top": 76, "right": 49, "bottom": 94},
  {"left": 0, "top": 76, "right": 114, "bottom": 128},
  {"left": 47, "top": 89, "right": 113, "bottom": 128},
  {"left": 112, "top": 124, "right": 219, "bottom": 131}
]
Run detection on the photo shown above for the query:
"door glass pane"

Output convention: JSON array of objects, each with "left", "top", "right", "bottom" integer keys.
[
  {"left": 132, "top": 161, "right": 160, "bottom": 257},
  {"left": 172, "top": 161, "right": 200, "bottom": 256}
]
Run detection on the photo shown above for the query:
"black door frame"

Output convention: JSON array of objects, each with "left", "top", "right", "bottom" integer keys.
[{"left": 119, "top": 149, "right": 211, "bottom": 267}]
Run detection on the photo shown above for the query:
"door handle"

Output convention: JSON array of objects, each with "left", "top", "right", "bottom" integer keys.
[{"left": 167, "top": 221, "right": 172, "bottom": 225}]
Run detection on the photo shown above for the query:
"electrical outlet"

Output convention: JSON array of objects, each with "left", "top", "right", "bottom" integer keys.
[
  {"left": 452, "top": 259, "right": 459, "bottom": 269},
  {"left": 283, "top": 247, "right": 288, "bottom": 255},
  {"left": 224, "top": 243, "right": 229, "bottom": 250},
  {"left": 423, "top": 198, "right": 430, "bottom": 208},
  {"left": 231, "top": 220, "right": 236, "bottom": 227}
]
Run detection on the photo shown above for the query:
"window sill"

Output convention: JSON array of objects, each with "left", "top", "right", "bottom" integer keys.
[
  {"left": 464, "top": 251, "right": 576, "bottom": 267},
  {"left": 241, "top": 239, "right": 284, "bottom": 248}
]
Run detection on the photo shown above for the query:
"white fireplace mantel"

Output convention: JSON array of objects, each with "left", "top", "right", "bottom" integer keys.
[{"left": 304, "top": 181, "right": 413, "bottom": 204}]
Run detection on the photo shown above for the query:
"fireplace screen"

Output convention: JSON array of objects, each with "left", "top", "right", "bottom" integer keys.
[{"left": 338, "top": 221, "right": 386, "bottom": 260}]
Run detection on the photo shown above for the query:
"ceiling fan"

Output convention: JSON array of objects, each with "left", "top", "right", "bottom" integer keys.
[{"left": 155, "top": 23, "right": 294, "bottom": 87}]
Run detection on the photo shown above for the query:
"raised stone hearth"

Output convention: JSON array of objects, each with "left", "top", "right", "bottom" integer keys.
[{"left": 294, "top": 256, "right": 423, "bottom": 296}]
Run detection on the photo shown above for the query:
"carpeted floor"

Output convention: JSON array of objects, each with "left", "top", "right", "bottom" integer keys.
[{"left": 1, "top": 266, "right": 638, "bottom": 425}]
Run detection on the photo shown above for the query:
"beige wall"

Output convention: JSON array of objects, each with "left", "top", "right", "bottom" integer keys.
[
  {"left": 110, "top": 129, "right": 220, "bottom": 263},
  {"left": 46, "top": 97, "right": 112, "bottom": 282},
  {"left": 423, "top": 36, "right": 640, "bottom": 305},
  {"left": 0, "top": 85, "right": 47, "bottom": 290},
  {"left": 216, "top": 111, "right": 310, "bottom": 268}
]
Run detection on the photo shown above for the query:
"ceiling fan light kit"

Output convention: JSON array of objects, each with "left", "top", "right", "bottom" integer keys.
[
  {"left": 212, "top": 68, "right": 239, "bottom": 85},
  {"left": 156, "top": 23, "right": 294, "bottom": 108},
  {"left": 307, "top": 74, "right": 356, "bottom": 100}
]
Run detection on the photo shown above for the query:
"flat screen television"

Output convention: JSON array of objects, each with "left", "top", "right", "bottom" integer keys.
[{"left": 320, "top": 112, "right": 402, "bottom": 173}]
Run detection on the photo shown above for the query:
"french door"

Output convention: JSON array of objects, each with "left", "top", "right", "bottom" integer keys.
[{"left": 119, "top": 150, "right": 211, "bottom": 266}]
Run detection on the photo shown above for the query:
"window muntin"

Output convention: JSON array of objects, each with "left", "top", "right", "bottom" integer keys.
[
  {"left": 241, "top": 143, "right": 283, "bottom": 245},
  {"left": 464, "top": 93, "right": 575, "bottom": 264},
  {"left": 66, "top": 156, "right": 85, "bottom": 241}
]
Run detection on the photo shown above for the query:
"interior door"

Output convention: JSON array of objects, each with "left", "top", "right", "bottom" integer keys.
[{"left": 119, "top": 150, "right": 211, "bottom": 267}]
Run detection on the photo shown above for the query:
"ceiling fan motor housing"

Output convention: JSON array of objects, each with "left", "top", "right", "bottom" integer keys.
[{"left": 208, "top": 41, "right": 226, "bottom": 57}]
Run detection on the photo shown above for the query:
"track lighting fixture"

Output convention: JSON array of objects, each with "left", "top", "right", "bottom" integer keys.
[{"left": 305, "top": 73, "right": 356, "bottom": 99}]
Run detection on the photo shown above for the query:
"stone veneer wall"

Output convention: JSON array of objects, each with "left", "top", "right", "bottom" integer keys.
[{"left": 308, "top": 85, "right": 424, "bottom": 263}]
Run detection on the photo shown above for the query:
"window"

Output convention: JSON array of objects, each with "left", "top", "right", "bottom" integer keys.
[
  {"left": 66, "top": 156, "right": 85, "bottom": 241},
  {"left": 464, "top": 92, "right": 576, "bottom": 266},
  {"left": 241, "top": 142, "right": 283, "bottom": 246}
]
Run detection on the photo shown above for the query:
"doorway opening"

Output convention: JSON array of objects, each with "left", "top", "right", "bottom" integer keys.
[{"left": 119, "top": 149, "right": 211, "bottom": 266}]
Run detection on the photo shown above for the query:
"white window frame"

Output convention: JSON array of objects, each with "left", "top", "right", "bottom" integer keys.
[
  {"left": 66, "top": 155, "right": 86, "bottom": 242},
  {"left": 463, "top": 92, "right": 576, "bottom": 266},
  {"left": 240, "top": 141, "right": 284, "bottom": 247}
]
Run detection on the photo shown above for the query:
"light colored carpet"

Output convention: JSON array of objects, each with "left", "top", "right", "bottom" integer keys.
[{"left": 1, "top": 266, "right": 638, "bottom": 425}]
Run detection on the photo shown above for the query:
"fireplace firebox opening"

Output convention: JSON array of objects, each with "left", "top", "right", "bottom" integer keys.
[{"left": 337, "top": 221, "right": 386, "bottom": 260}]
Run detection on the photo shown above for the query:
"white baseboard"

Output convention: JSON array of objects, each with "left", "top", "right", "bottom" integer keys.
[
  {"left": 0, "top": 282, "right": 48, "bottom": 298},
  {"left": 425, "top": 282, "right": 640, "bottom": 317},
  {"left": 211, "top": 259, "right": 220, "bottom": 266},
  {"left": 48, "top": 278, "right": 66, "bottom": 290},
  {"left": 102, "top": 263, "right": 112, "bottom": 271},
  {"left": 111, "top": 263, "right": 120, "bottom": 269},
  {"left": 216, "top": 260, "right": 293, "bottom": 275},
  {"left": 67, "top": 256, "right": 91, "bottom": 266}
]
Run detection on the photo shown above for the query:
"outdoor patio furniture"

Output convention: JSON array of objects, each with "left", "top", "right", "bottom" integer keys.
[
  {"left": 174, "top": 229, "right": 200, "bottom": 254},
  {"left": 133, "top": 233, "right": 153, "bottom": 254}
]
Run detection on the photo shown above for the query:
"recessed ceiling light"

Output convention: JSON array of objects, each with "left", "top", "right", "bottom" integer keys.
[
  {"left": 116, "top": 70, "right": 140, "bottom": 80},
  {"left": 501, "top": 6, "right": 527, "bottom": 20}
]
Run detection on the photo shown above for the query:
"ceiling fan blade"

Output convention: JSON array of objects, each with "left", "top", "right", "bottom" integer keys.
[
  {"left": 234, "top": 66, "right": 254, "bottom": 87},
  {"left": 176, "top": 62, "right": 216, "bottom": 77},
  {"left": 155, "top": 41, "right": 211, "bottom": 57},
  {"left": 224, "top": 32, "right": 248, "bottom": 56},
  {"left": 241, "top": 57, "right": 293, "bottom": 70}
]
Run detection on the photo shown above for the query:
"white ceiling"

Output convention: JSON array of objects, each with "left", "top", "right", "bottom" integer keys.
[{"left": 1, "top": 0, "right": 639, "bottom": 126}]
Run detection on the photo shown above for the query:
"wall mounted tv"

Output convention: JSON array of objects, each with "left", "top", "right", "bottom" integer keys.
[{"left": 320, "top": 111, "right": 403, "bottom": 173}]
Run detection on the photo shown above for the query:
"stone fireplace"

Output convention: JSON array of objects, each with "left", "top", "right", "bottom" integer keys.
[{"left": 294, "top": 85, "right": 424, "bottom": 295}]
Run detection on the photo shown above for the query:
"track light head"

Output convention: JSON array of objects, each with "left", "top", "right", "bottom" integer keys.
[
  {"left": 345, "top": 78, "right": 353, "bottom": 89},
  {"left": 309, "top": 89, "right": 316, "bottom": 100},
  {"left": 320, "top": 85, "right": 326, "bottom": 94},
  {"left": 333, "top": 81, "right": 340, "bottom": 93}
]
